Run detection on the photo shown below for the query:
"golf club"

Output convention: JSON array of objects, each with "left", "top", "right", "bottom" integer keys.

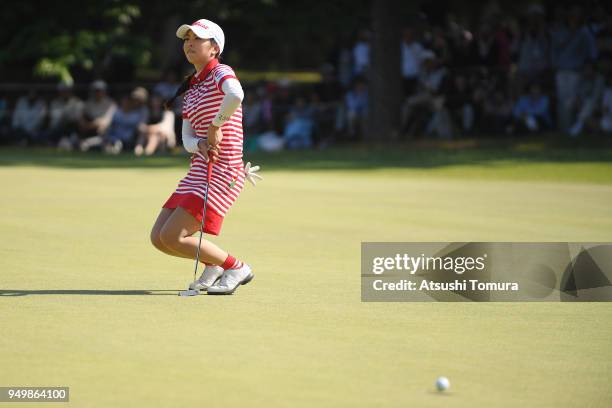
[{"left": 179, "top": 155, "right": 214, "bottom": 297}]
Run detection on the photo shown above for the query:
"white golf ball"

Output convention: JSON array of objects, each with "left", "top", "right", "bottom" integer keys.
[{"left": 436, "top": 376, "right": 450, "bottom": 392}]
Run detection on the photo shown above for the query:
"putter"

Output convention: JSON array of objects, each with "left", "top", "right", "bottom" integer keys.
[{"left": 179, "top": 154, "right": 214, "bottom": 297}]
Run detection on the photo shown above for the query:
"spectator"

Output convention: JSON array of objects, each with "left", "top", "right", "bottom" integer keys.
[
  {"left": 66, "top": 80, "right": 116, "bottom": 150},
  {"left": 11, "top": 90, "right": 47, "bottom": 145},
  {"left": 313, "top": 64, "right": 344, "bottom": 144},
  {"left": 511, "top": 83, "right": 551, "bottom": 133},
  {"left": 104, "top": 87, "right": 149, "bottom": 154},
  {"left": 81, "top": 87, "right": 148, "bottom": 154},
  {"left": 400, "top": 51, "right": 447, "bottom": 136},
  {"left": 481, "top": 90, "right": 514, "bottom": 134},
  {"left": 134, "top": 94, "right": 175, "bottom": 156},
  {"left": 449, "top": 28, "right": 479, "bottom": 69},
  {"left": 476, "top": 22, "right": 497, "bottom": 66},
  {"left": 274, "top": 81, "right": 293, "bottom": 134},
  {"left": 46, "top": 82, "right": 84, "bottom": 147},
  {"left": 440, "top": 72, "right": 476, "bottom": 135},
  {"left": 550, "top": 5, "right": 597, "bottom": 131},
  {"left": 517, "top": 8, "right": 550, "bottom": 83},
  {"left": 344, "top": 77, "right": 368, "bottom": 139},
  {"left": 352, "top": 30, "right": 370, "bottom": 77},
  {"left": 430, "top": 26, "right": 451, "bottom": 65},
  {"left": 284, "top": 95, "right": 315, "bottom": 149},
  {"left": 259, "top": 82, "right": 276, "bottom": 132},
  {"left": 337, "top": 39, "right": 354, "bottom": 89},
  {"left": 492, "top": 17, "right": 514, "bottom": 72},
  {"left": 568, "top": 63, "right": 606, "bottom": 136},
  {"left": 401, "top": 27, "right": 427, "bottom": 96}
]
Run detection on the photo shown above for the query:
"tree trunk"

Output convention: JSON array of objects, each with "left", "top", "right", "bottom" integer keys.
[{"left": 367, "top": 0, "right": 402, "bottom": 142}]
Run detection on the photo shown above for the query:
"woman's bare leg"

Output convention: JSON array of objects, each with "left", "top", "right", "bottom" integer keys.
[
  {"left": 159, "top": 207, "right": 228, "bottom": 265},
  {"left": 150, "top": 208, "right": 192, "bottom": 259}
]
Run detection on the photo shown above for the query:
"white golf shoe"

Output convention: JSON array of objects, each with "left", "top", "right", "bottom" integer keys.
[
  {"left": 189, "top": 265, "right": 224, "bottom": 291},
  {"left": 207, "top": 264, "right": 254, "bottom": 295}
]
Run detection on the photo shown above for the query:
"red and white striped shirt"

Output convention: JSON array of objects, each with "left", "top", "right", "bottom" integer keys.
[{"left": 174, "top": 59, "right": 245, "bottom": 217}]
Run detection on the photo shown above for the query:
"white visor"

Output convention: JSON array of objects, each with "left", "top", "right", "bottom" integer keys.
[{"left": 176, "top": 19, "right": 225, "bottom": 54}]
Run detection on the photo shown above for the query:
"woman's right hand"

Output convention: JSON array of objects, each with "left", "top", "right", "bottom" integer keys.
[{"left": 197, "top": 139, "right": 219, "bottom": 163}]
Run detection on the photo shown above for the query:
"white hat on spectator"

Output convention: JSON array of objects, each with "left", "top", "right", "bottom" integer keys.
[
  {"left": 91, "top": 80, "right": 107, "bottom": 91},
  {"left": 176, "top": 19, "right": 225, "bottom": 54},
  {"left": 131, "top": 87, "right": 148, "bottom": 103}
]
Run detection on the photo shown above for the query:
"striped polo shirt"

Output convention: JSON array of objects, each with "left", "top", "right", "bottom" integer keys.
[{"left": 174, "top": 58, "right": 245, "bottom": 217}]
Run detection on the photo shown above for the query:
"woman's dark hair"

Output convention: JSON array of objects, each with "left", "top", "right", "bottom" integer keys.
[{"left": 163, "top": 71, "right": 195, "bottom": 110}]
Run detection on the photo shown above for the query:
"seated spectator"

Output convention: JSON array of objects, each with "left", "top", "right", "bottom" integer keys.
[
  {"left": 568, "top": 63, "right": 606, "bottom": 136},
  {"left": 81, "top": 87, "right": 148, "bottom": 154},
  {"left": 134, "top": 94, "right": 175, "bottom": 156},
  {"left": 419, "top": 52, "right": 447, "bottom": 92},
  {"left": 283, "top": 95, "right": 315, "bottom": 149},
  {"left": 400, "top": 52, "right": 447, "bottom": 136},
  {"left": 439, "top": 72, "right": 476, "bottom": 135},
  {"left": 511, "top": 83, "right": 551, "bottom": 133},
  {"left": 104, "top": 87, "right": 149, "bottom": 154},
  {"left": 11, "top": 90, "right": 47, "bottom": 146},
  {"left": 481, "top": 90, "right": 514, "bottom": 134},
  {"left": 344, "top": 77, "right": 368, "bottom": 140},
  {"left": 46, "top": 82, "right": 84, "bottom": 147},
  {"left": 63, "top": 80, "right": 116, "bottom": 150}
]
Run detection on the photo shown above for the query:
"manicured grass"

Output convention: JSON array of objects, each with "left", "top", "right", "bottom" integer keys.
[{"left": 1, "top": 146, "right": 611, "bottom": 407}]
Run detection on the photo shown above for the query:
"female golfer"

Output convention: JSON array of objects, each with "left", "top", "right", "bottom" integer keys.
[{"left": 151, "top": 19, "right": 260, "bottom": 295}]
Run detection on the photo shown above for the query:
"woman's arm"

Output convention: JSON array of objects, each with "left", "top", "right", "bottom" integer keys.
[
  {"left": 207, "top": 78, "right": 244, "bottom": 146},
  {"left": 183, "top": 119, "right": 217, "bottom": 161},
  {"left": 213, "top": 78, "right": 244, "bottom": 127},
  {"left": 182, "top": 119, "right": 199, "bottom": 153}
]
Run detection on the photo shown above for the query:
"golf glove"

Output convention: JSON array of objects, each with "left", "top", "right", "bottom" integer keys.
[{"left": 244, "top": 162, "right": 263, "bottom": 186}]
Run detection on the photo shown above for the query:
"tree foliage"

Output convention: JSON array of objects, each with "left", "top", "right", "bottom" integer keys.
[{"left": 1, "top": 0, "right": 376, "bottom": 81}]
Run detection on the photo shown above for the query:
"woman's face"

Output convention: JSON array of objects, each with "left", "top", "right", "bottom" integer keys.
[{"left": 183, "top": 30, "right": 218, "bottom": 66}]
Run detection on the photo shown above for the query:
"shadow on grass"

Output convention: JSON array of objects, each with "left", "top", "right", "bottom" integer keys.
[
  {"left": 0, "top": 138, "right": 611, "bottom": 172},
  {"left": 0, "top": 289, "right": 181, "bottom": 296}
]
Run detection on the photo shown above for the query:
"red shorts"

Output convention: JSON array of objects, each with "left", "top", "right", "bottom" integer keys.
[{"left": 162, "top": 193, "right": 224, "bottom": 235}]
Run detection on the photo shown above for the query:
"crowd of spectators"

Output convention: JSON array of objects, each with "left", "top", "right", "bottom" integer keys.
[
  {"left": 0, "top": 71, "right": 179, "bottom": 155},
  {"left": 241, "top": 3, "right": 612, "bottom": 150},
  {"left": 1, "top": 3, "right": 612, "bottom": 153}
]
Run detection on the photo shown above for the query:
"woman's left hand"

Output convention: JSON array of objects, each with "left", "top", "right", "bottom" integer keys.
[{"left": 197, "top": 139, "right": 219, "bottom": 163}]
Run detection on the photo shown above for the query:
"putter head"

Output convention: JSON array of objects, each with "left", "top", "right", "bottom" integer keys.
[{"left": 178, "top": 289, "right": 199, "bottom": 297}]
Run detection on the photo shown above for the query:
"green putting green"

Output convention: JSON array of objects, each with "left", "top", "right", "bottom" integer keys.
[{"left": 1, "top": 147, "right": 611, "bottom": 407}]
